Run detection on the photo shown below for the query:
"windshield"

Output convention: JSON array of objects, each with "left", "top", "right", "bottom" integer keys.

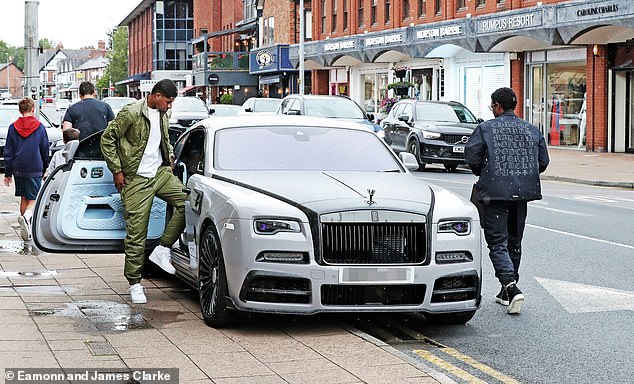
[
  {"left": 211, "top": 106, "right": 239, "bottom": 116},
  {"left": 104, "top": 98, "right": 136, "bottom": 110},
  {"left": 303, "top": 98, "right": 365, "bottom": 119},
  {"left": 253, "top": 99, "right": 281, "bottom": 112},
  {"left": 214, "top": 125, "right": 401, "bottom": 172},
  {"left": 416, "top": 103, "right": 478, "bottom": 124},
  {"left": 0, "top": 108, "right": 20, "bottom": 126},
  {"left": 172, "top": 98, "right": 208, "bottom": 113}
]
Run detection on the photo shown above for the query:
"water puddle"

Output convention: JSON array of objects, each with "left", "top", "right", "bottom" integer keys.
[
  {"left": 30, "top": 300, "right": 183, "bottom": 332},
  {"left": 0, "top": 239, "right": 41, "bottom": 255}
]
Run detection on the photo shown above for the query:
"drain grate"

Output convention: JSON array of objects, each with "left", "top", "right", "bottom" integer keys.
[{"left": 85, "top": 340, "right": 117, "bottom": 356}]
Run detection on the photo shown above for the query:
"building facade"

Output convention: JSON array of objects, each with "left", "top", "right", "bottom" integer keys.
[{"left": 293, "top": 0, "right": 634, "bottom": 153}]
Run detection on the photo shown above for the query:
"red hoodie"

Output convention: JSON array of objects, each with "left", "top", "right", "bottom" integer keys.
[{"left": 13, "top": 115, "right": 41, "bottom": 138}]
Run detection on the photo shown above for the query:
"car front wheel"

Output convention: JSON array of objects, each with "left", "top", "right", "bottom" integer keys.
[
  {"left": 407, "top": 139, "right": 426, "bottom": 170},
  {"left": 198, "top": 225, "right": 233, "bottom": 328}
]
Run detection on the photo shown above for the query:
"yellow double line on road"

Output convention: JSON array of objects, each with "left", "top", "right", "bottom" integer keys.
[{"left": 414, "top": 345, "right": 520, "bottom": 384}]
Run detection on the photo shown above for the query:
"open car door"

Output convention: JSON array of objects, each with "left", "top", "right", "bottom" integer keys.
[{"left": 32, "top": 130, "right": 182, "bottom": 253}]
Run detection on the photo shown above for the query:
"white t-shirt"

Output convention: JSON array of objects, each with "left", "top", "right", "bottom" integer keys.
[
  {"left": 136, "top": 107, "right": 162, "bottom": 178},
  {"left": 46, "top": 150, "right": 65, "bottom": 177}
]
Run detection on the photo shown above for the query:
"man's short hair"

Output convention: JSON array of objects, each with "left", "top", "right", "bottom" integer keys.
[
  {"left": 79, "top": 81, "right": 96, "bottom": 96},
  {"left": 151, "top": 79, "right": 178, "bottom": 98},
  {"left": 62, "top": 128, "right": 80, "bottom": 143},
  {"left": 18, "top": 97, "right": 34, "bottom": 114},
  {"left": 491, "top": 87, "right": 517, "bottom": 111}
]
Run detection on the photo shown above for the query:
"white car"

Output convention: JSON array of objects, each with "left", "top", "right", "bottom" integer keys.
[
  {"left": 102, "top": 96, "right": 136, "bottom": 116},
  {"left": 32, "top": 115, "right": 482, "bottom": 327},
  {"left": 238, "top": 97, "right": 281, "bottom": 115}
]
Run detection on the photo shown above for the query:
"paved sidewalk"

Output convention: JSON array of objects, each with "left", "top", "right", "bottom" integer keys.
[
  {"left": 542, "top": 147, "right": 634, "bottom": 188},
  {"left": 0, "top": 182, "right": 450, "bottom": 384}
]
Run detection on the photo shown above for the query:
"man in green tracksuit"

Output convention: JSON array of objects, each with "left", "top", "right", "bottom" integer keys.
[{"left": 101, "top": 79, "right": 186, "bottom": 304}]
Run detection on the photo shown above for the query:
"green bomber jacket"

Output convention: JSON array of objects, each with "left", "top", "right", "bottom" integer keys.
[{"left": 100, "top": 97, "right": 173, "bottom": 178}]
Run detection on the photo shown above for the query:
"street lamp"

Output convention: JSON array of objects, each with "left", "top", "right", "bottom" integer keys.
[{"left": 6, "top": 55, "right": 11, "bottom": 96}]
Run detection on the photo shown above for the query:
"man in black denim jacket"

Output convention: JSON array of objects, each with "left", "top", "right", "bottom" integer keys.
[{"left": 465, "top": 87, "right": 549, "bottom": 315}]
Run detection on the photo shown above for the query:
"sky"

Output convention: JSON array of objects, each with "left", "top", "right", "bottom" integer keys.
[{"left": 0, "top": 0, "right": 141, "bottom": 49}]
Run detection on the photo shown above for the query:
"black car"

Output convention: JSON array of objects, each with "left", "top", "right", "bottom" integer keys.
[{"left": 381, "top": 100, "right": 482, "bottom": 171}]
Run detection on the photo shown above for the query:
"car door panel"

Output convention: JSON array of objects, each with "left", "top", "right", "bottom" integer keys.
[{"left": 34, "top": 158, "right": 167, "bottom": 253}]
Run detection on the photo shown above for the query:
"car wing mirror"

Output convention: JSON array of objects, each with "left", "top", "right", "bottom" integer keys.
[
  {"left": 398, "top": 114, "right": 410, "bottom": 123},
  {"left": 477, "top": 118, "right": 484, "bottom": 124},
  {"left": 399, "top": 152, "right": 419, "bottom": 172},
  {"left": 245, "top": 107, "right": 253, "bottom": 112},
  {"left": 62, "top": 140, "right": 79, "bottom": 163},
  {"left": 209, "top": 108, "right": 215, "bottom": 115},
  {"left": 367, "top": 113, "right": 375, "bottom": 121}
]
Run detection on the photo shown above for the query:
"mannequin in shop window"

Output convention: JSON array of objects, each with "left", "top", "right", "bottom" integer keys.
[{"left": 578, "top": 93, "right": 586, "bottom": 148}]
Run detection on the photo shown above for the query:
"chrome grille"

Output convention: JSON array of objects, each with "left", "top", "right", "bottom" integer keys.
[{"left": 321, "top": 223, "right": 426, "bottom": 264}]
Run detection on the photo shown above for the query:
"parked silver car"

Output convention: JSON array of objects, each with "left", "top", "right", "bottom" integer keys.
[{"left": 32, "top": 115, "right": 482, "bottom": 327}]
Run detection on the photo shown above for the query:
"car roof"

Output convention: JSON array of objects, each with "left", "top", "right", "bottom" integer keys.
[
  {"left": 282, "top": 94, "right": 352, "bottom": 101},
  {"left": 197, "top": 114, "right": 373, "bottom": 131},
  {"left": 398, "top": 99, "right": 466, "bottom": 107}
]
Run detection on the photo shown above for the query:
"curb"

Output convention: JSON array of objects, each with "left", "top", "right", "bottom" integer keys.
[{"left": 541, "top": 175, "right": 634, "bottom": 189}]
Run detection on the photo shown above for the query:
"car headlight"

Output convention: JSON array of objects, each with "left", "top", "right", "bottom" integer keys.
[
  {"left": 254, "top": 219, "right": 301, "bottom": 235},
  {"left": 438, "top": 220, "right": 470, "bottom": 235},
  {"left": 422, "top": 130, "right": 441, "bottom": 139}
]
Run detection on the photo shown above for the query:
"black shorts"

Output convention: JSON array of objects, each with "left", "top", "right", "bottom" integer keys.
[{"left": 14, "top": 176, "right": 42, "bottom": 200}]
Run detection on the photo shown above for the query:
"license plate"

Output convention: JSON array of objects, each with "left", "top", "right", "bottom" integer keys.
[
  {"left": 453, "top": 145, "right": 465, "bottom": 153},
  {"left": 339, "top": 267, "right": 414, "bottom": 284}
]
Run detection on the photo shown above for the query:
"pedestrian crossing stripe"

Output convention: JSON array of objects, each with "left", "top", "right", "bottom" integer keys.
[{"left": 414, "top": 347, "right": 520, "bottom": 384}]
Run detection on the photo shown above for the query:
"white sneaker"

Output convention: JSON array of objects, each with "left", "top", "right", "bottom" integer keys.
[
  {"left": 128, "top": 283, "right": 147, "bottom": 304},
  {"left": 149, "top": 245, "right": 176, "bottom": 274},
  {"left": 18, "top": 215, "right": 31, "bottom": 241}
]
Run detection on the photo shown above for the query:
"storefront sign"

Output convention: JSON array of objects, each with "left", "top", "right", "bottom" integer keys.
[
  {"left": 416, "top": 24, "right": 463, "bottom": 40},
  {"left": 365, "top": 33, "right": 404, "bottom": 47},
  {"left": 557, "top": 1, "right": 633, "bottom": 22},
  {"left": 249, "top": 45, "right": 294, "bottom": 74},
  {"left": 478, "top": 11, "right": 542, "bottom": 34},
  {"left": 324, "top": 40, "right": 355, "bottom": 52}
]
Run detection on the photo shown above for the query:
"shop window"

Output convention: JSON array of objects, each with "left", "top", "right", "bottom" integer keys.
[
  {"left": 403, "top": 0, "right": 410, "bottom": 20},
  {"left": 545, "top": 62, "right": 586, "bottom": 147},
  {"left": 363, "top": 72, "right": 388, "bottom": 115}
]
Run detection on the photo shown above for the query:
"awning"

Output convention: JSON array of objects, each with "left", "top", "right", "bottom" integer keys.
[
  {"left": 116, "top": 71, "right": 151, "bottom": 86},
  {"left": 179, "top": 85, "right": 198, "bottom": 94},
  {"left": 259, "top": 75, "right": 281, "bottom": 85}
]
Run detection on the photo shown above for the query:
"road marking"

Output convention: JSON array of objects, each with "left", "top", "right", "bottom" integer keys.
[
  {"left": 527, "top": 224, "right": 634, "bottom": 250},
  {"left": 535, "top": 277, "right": 634, "bottom": 313},
  {"left": 440, "top": 346, "right": 521, "bottom": 384},
  {"left": 530, "top": 204, "right": 592, "bottom": 216},
  {"left": 571, "top": 195, "right": 618, "bottom": 203},
  {"left": 414, "top": 349, "right": 488, "bottom": 384}
]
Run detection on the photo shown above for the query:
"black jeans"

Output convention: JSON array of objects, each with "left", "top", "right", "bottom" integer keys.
[{"left": 482, "top": 200, "right": 528, "bottom": 285}]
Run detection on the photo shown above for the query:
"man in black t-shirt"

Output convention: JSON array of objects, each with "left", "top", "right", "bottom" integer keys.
[{"left": 63, "top": 81, "right": 115, "bottom": 140}]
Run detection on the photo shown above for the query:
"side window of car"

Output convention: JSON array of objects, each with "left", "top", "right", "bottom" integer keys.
[
  {"left": 402, "top": 104, "right": 413, "bottom": 119},
  {"left": 281, "top": 99, "right": 293, "bottom": 114},
  {"left": 390, "top": 104, "right": 403, "bottom": 119},
  {"left": 177, "top": 129, "right": 206, "bottom": 178}
]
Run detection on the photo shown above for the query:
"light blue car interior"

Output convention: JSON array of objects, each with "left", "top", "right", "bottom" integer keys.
[{"left": 57, "top": 160, "right": 166, "bottom": 240}]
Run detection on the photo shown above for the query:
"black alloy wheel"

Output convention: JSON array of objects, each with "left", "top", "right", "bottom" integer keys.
[
  {"left": 407, "top": 139, "right": 426, "bottom": 170},
  {"left": 198, "top": 226, "right": 233, "bottom": 327}
]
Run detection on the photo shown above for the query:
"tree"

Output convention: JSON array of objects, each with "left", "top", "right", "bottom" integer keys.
[
  {"left": 96, "top": 27, "right": 128, "bottom": 96},
  {"left": 39, "top": 38, "right": 55, "bottom": 50}
]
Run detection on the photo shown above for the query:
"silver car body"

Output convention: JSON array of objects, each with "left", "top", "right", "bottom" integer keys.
[{"left": 32, "top": 115, "right": 482, "bottom": 324}]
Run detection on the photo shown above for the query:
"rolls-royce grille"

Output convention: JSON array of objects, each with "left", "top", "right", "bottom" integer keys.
[
  {"left": 321, "top": 284, "right": 426, "bottom": 306},
  {"left": 321, "top": 223, "right": 426, "bottom": 264}
]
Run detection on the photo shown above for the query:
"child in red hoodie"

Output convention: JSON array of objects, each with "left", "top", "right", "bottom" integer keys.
[{"left": 3, "top": 97, "right": 50, "bottom": 241}]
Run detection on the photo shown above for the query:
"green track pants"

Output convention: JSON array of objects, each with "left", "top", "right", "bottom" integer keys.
[{"left": 121, "top": 166, "right": 186, "bottom": 284}]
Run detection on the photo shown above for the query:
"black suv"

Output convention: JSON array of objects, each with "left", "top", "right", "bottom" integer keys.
[{"left": 381, "top": 100, "right": 481, "bottom": 171}]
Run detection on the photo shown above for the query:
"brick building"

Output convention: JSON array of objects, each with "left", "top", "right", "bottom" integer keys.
[{"left": 293, "top": 0, "right": 634, "bottom": 153}]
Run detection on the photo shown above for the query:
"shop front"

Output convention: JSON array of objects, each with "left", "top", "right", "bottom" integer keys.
[{"left": 249, "top": 45, "right": 299, "bottom": 99}]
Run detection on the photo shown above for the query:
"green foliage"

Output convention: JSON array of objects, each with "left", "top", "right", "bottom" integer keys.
[
  {"left": 0, "top": 40, "right": 24, "bottom": 70},
  {"left": 387, "top": 81, "right": 415, "bottom": 90},
  {"left": 39, "top": 38, "right": 55, "bottom": 50},
  {"left": 96, "top": 27, "right": 128, "bottom": 96},
  {"left": 219, "top": 93, "right": 233, "bottom": 104}
]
